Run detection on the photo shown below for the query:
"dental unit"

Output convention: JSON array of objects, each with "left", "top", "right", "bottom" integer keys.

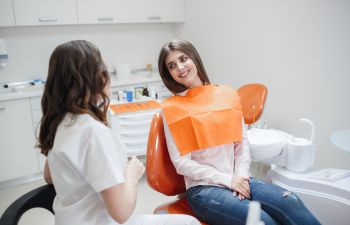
[{"left": 247, "top": 118, "right": 350, "bottom": 225}]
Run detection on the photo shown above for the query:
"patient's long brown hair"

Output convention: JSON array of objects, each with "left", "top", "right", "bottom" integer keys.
[
  {"left": 158, "top": 39, "right": 210, "bottom": 94},
  {"left": 38, "top": 40, "right": 110, "bottom": 156}
]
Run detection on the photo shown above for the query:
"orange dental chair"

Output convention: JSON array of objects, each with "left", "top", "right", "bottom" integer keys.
[
  {"left": 237, "top": 83, "right": 268, "bottom": 126},
  {"left": 145, "top": 112, "right": 208, "bottom": 223},
  {"left": 146, "top": 83, "right": 268, "bottom": 225}
]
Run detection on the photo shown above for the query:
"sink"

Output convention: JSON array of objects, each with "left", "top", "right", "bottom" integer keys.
[{"left": 247, "top": 128, "right": 289, "bottom": 161}]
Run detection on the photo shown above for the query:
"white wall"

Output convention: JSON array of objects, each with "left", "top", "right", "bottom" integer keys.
[
  {"left": 0, "top": 1, "right": 349, "bottom": 169},
  {"left": 175, "top": 0, "right": 350, "bottom": 169},
  {"left": 0, "top": 24, "right": 175, "bottom": 83}
]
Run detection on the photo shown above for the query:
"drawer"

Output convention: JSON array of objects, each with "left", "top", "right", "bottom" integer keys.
[
  {"left": 119, "top": 130, "right": 150, "bottom": 141},
  {"left": 116, "top": 110, "right": 156, "bottom": 122},
  {"left": 124, "top": 139, "right": 148, "bottom": 157},
  {"left": 114, "top": 123, "right": 152, "bottom": 134},
  {"left": 109, "top": 104, "right": 160, "bottom": 156},
  {"left": 127, "top": 148, "right": 147, "bottom": 157},
  {"left": 124, "top": 139, "right": 147, "bottom": 148},
  {"left": 111, "top": 109, "right": 158, "bottom": 130},
  {"left": 116, "top": 120, "right": 150, "bottom": 128}
]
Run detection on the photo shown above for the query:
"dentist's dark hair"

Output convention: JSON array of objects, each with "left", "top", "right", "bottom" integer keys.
[
  {"left": 158, "top": 39, "right": 210, "bottom": 94},
  {"left": 38, "top": 40, "right": 110, "bottom": 156}
]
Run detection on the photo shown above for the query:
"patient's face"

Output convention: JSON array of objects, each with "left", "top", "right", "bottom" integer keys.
[{"left": 165, "top": 50, "right": 202, "bottom": 89}]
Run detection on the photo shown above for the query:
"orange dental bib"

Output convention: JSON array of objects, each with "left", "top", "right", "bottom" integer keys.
[{"left": 161, "top": 85, "right": 243, "bottom": 156}]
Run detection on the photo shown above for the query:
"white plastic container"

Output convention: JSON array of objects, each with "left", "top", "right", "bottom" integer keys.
[
  {"left": 285, "top": 137, "right": 315, "bottom": 172},
  {"left": 285, "top": 118, "right": 315, "bottom": 172}
]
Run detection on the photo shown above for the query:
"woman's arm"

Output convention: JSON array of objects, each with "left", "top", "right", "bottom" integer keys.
[
  {"left": 100, "top": 179, "right": 137, "bottom": 224},
  {"left": 82, "top": 126, "right": 145, "bottom": 224},
  {"left": 101, "top": 156, "right": 144, "bottom": 224},
  {"left": 234, "top": 122, "right": 251, "bottom": 177},
  {"left": 44, "top": 159, "right": 53, "bottom": 184},
  {"left": 231, "top": 122, "right": 251, "bottom": 199},
  {"left": 163, "top": 115, "right": 233, "bottom": 189}
]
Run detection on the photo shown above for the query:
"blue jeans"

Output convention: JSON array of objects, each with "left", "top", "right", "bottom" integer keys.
[{"left": 186, "top": 177, "right": 321, "bottom": 225}]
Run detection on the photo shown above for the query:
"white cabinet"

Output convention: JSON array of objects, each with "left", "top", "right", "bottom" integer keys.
[
  {"left": 0, "top": 0, "right": 16, "bottom": 27},
  {"left": 13, "top": 0, "right": 77, "bottom": 26},
  {"left": 0, "top": 98, "right": 39, "bottom": 182},
  {"left": 109, "top": 77, "right": 171, "bottom": 156},
  {"left": 130, "top": 0, "right": 184, "bottom": 23},
  {"left": 0, "top": 77, "right": 170, "bottom": 183},
  {"left": 29, "top": 97, "right": 45, "bottom": 172},
  {"left": 111, "top": 109, "right": 159, "bottom": 156},
  {"left": 77, "top": 0, "right": 130, "bottom": 24},
  {"left": 6, "top": 0, "right": 184, "bottom": 27}
]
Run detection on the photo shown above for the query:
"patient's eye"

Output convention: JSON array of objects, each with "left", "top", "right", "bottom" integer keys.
[
  {"left": 179, "top": 56, "right": 188, "bottom": 63},
  {"left": 167, "top": 63, "right": 176, "bottom": 70}
]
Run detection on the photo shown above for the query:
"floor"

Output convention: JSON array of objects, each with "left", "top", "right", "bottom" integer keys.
[{"left": 0, "top": 176, "right": 177, "bottom": 225}]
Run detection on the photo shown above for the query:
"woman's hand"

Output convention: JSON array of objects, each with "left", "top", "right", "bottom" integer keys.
[
  {"left": 231, "top": 176, "right": 250, "bottom": 200},
  {"left": 102, "top": 156, "right": 145, "bottom": 224},
  {"left": 124, "top": 156, "right": 145, "bottom": 183}
]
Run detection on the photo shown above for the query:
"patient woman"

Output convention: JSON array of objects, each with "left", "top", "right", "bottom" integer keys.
[
  {"left": 38, "top": 40, "right": 200, "bottom": 225},
  {"left": 158, "top": 39, "right": 321, "bottom": 225}
]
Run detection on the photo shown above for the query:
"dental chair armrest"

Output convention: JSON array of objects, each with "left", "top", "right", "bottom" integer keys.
[{"left": 0, "top": 184, "right": 56, "bottom": 225}]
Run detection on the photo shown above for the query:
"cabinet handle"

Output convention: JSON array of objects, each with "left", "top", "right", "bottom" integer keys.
[
  {"left": 0, "top": 106, "right": 7, "bottom": 111},
  {"left": 38, "top": 18, "right": 58, "bottom": 22},
  {"left": 97, "top": 17, "right": 114, "bottom": 21},
  {"left": 148, "top": 16, "right": 162, "bottom": 21}
]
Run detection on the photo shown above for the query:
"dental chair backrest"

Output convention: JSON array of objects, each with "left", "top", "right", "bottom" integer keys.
[
  {"left": 237, "top": 83, "right": 268, "bottom": 126},
  {"left": 146, "top": 112, "right": 186, "bottom": 196},
  {"left": 146, "top": 112, "right": 209, "bottom": 224}
]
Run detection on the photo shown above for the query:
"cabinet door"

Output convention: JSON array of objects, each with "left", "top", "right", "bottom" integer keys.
[
  {"left": 0, "top": 99, "right": 39, "bottom": 182},
  {"left": 30, "top": 97, "right": 45, "bottom": 172},
  {"left": 130, "top": 0, "right": 184, "bottom": 23},
  {"left": 13, "top": 0, "right": 77, "bottom": 26},
  {"left": 77, "top": 0, "right": 130, "bottom": 24},
  {"left": 0, "top": 0, "right": 16, "bottom": 27}
]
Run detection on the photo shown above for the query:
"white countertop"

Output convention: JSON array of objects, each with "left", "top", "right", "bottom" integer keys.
[
  {"left": 0, "top": 76, "right": 162, "bottom": 102},
  {"left": 0, "top": 86, "right": 43, "bottom": 101}
]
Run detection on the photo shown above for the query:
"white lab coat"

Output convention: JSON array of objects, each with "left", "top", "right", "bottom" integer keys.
[{"left": 48, "top": 113, "right": 199, "bottom": 225}]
